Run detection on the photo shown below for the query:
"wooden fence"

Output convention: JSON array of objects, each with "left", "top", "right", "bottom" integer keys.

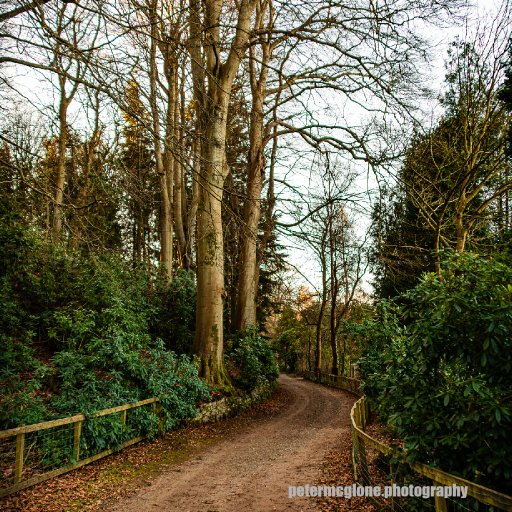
[
  {"left": 302, "top": 371, "right": 512, "bottom": 512},
  {"left": 351, "top": 397, "right": 512, "bottom": 512},
  {"left": 302, "top": 369, "right": 362, "bottom": 395},
  {"left": 0, "top": 397, "right": 159, "bottom": 498}
]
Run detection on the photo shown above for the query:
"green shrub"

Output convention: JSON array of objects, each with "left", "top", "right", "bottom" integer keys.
[
  {"left": 0, "top": 203, "right": 208, "bottom": 437},
  {"left": 0, "top": 337, "right": 50, "bottom": 428},
  {"left": 149, "top": 269, "right": 196, "bottom": 354},
  {"left": 226, "top": 328, "right": 279, "bottom": 392},
  {"left": 49, "top": 344, "right": 209, "bottom": 451},
  {"left": 273, "top": 306, "right": 308, "bottom": 372},
  {"left": 359, "top": 253, "right": 512, "bottom": 493}
]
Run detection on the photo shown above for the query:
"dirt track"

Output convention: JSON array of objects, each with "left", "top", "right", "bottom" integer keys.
[{"left": 108, "top": 374, "right": 356, "bottom": 512}]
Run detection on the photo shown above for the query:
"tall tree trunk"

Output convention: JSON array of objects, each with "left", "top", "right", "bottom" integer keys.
[
  {"left": 194, "top": 108, "right": 230, "bottom": 383},
  {"left": 189, "top": 0, "right": 258, "bottom": 383},
  {"left": 455, "top": 205, "right": 467, "bottom": 253},
  {"left": 187, "top": 136, "right": 200, "bottom": 267},
  {"left": 329, "top": 289, "right": 339, "bottom": 375},
  {"left": 340, "top": 335, "right": 347, "bottom": 376},
  {"left": 174, "top": 158, "right": 187, "bottom": 267},
  {"left": 149, "top": 1, "right": 173, "bottom": 281},
  {"left": 53, "top": 85, "right": 68, "bottom": 239},
  {"left": 71, "top": 99, "right": 101, "bottom": 249},
  {"left": 328, "top": 209, "right": 339, "bottom": 376},
  {"left": 51, "top": 6, "right": 80, "bottom": 240},
  {"left": 235, "top": 0, "right": 271, "bottom": 331},
  {"left": 236, "top": 131, "right": 264, "bottom": 330},
  {"left": 315, "top": 302, "right": 325, "bottom": 375},
  {"left": 315, "top": 247, "right": 328, "bottom": 375},
  {"left": 173, "top": 68, "right": 189, "bottom": 268}
]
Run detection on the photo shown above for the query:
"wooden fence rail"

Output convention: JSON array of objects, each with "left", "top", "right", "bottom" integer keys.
[
  {"left": 301, "top": 369, "right": 362, "bottom": 395},
  {"left": 302, "top": 370, "right": 512, "bottom": 512},
  {"left": 0, "top": 397, "right": 159, "bottom": 498},
  {"left": 351, "top": 397, "right": 512, "bottom": 512}
]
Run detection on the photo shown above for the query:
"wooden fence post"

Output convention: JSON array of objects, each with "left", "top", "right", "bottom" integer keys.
[
  {"left": 356, "top": 405, "right": 370, "bottom": 486},
  {"left": 352, "top": 402, "right": 370, "bottom": 485},
  {"left": 351, "top": 429, "right": 359, "bottom": 481},
  {"left": 14, "top": 433, "right": 25, "bottom": 484},
  {"left": 152, "top": 402, "right": 165, "bottom": 435},
  {"left": 434, "top": 494, "right": 448, "bottom": 512},
  {"left": 73, "top": 421, "right": 82, "bottom": 463}
]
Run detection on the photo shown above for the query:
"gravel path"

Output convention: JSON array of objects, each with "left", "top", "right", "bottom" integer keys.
[{"left": 108, "top": 374, "right": 356, "bottom": 512}]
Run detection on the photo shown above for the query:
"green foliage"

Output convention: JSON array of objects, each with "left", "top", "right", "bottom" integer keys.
[
  {"left": 0, "top": 198, "right": 51, "bottom": 427},
  {"left": 225, "top": 328, "right": 279, "bottom": 392},
  {"left": 358, "top": 253, "right": 512, "bottom": 493},
  {"left": 499, "top": 40, "right": 512, "bottom": 158},
  {"left": 335, "top": 302, "right": 374, "bottom": 375},
  {"left": 0, "top": 205, "right": 208, "bottom": 440},
  {"left": 273, "top": 305, "right": 306, "bottom": 372},
  {"left": 49, "top": 346, "right": 208, "bottom": 453},
  {"left": 0, "top": 336, "right": 51, "bottom": 427},
  {"left": 256, "top": 232, "right": 288, "bottom": 327},
  {"left": 149, "top": 269, "right": 196, "bottom": 354},
  {"left": 373, "top": 39, "right": 512, "bottom": 298},
  {"left": 370, "top": 185, "right": 435, "bottom": 299}
]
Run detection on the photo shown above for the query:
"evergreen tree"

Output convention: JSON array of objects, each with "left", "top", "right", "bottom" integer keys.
[
  {"left": 500, "top": 41, "right": 512, "bottom": 157},
  {"left": 119, "top": 81, "right": 158, "bottom": 266}
]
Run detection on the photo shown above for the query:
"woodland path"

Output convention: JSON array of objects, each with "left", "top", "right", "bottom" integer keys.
[{"left": 108, "top": 374, "right": 356, "bottom": 512}]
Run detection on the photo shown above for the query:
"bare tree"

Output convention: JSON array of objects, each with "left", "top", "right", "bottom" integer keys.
[
  {"left": 290, "top": 157, "right": 369, "bottom": 374},
  {"left": 401, "top": 7, "right": 512, "bottom": 260},
  {"left": 233, "top": 0, "right": 463, "bottom": 335},
  {"left": 4, "top": 1, "right": 104, "bottom": 239}
]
